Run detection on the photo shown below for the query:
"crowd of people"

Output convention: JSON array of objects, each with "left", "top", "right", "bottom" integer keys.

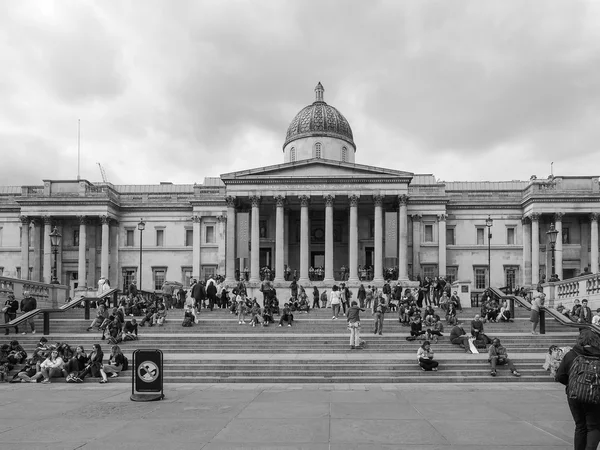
[{"left": 1, "top": 336, "right": 128, "bottom": 384}]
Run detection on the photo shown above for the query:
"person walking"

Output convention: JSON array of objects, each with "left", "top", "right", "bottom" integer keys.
[
  {"left": 20, "top": 291, "right": 37, "bottom": 335},
  {"left": 555, "top": 330, "right": 600, "bottom": 450},
  {"left": 3, "top": 294, "right": 19, "bottom": 335},
  {"left": 373, "top": 297, "right": 387, "bottom": 336},
  {"left": 330, "top": 285, "right": 342, "bottom": 319},
  {"left": 346, "top": 301, "right": 365, "bottom": 349}
]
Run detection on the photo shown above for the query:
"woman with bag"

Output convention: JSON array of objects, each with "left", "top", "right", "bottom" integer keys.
[
  {"left": 75, "top": 344, "right": 104, "bottom": 382},
  {"left": 417, "top": 341, "right": 439, "bottom": 371},
  {"left": 99, "top": 345, "right": 125, "bottom": 383}
]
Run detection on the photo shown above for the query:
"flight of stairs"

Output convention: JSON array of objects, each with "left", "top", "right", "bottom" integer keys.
[{"left": 3, "top": 305, "right": 577, "bottom": 383}]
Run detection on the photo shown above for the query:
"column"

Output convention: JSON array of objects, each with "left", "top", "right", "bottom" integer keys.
[
  {"left": 554, "top": 213, "right": 564, "bottom": 279},
  {"left": 225, "top": 196, "right": 236, "bottom": 283},
  {"left": 411, "top": 214, "right": 422, "bottom": 278},
  {"left": 284, "top": 210, "right": 290, "bottom": 273},
  {"left": 43, "top": 216, "right": 52, "bottom": 283},
  {"left": 217, "top": 215, "right": 227, "bottom": 276},
  {"left": 250, "top": 195, "right": 260, "bottom": 283},
  {"left": 398, "top": 195, "right": 408, "bottom": 280},
  {"left": 100, "top": 216, "right": 110, "bottom": 279},
  {"left": 373, "top": 195, "right": 384, "bottom": 283},
  {"left": 192, "top": 215, "right": 202, "bottom": 279},
  {"left": 20, "top": 216, "right": 30, "bottom": 280},
  {"left": 77, "top": 216, "right": 87, "bottom": 288},
  {"left": 274, "top": 195, "right": 285, "bottom": 283},
  {"left": 348, "top": 195, "right": 359, "bottom": 283},
  {"left": 438, "top": 214, "right": 447, "bottom": 276},
  {"left": 324, "top": 195, "right": 334, "bottom": 282},
  {"left": 531, "top": 213, "right": 540, "bottom": 285},
  {"left": 31, "top": 219, "right": 42, "bottom": 281},
  {"left": 591, "top": 213, "right": 599, "bottom": 274},
  {"left": 522, "top": 216, "right": 532, "bottom": 285},
  {"left": 299, "top": 195, "right": 310, "bottom": 284}
]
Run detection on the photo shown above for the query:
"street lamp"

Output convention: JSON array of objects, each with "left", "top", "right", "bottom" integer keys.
[
  {"left": 138, "top": 219, "right": 145, "bottom": 291},
  {"left": 49, "top": 226, "right": 62, "bottom": 285},
  {"left": 486, "top": 215, "right": 493, "bottom": 288},
  {"left": 546, "top": 223, "right": 559, "bottom": 279}
]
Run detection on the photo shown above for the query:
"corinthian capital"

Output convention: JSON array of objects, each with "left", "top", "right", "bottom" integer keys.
[
  {"left": 398, "top": 194, "right": 408, "bottom": 206},
  {"left": 349, "top": 195, "right": 359, "bottom": 207},
  {"left": 225, "top": 196, "right": 236, "bottom": 208},
  {"left": 373, "top": 195, "right": 383, "bottom": 207},
  {"left": 274, "top": 195, "right": 285, "bottom": 207},
  {"left": 299, "top": 195, "right": 310, "bottom": 207},
  {"left": 250, "top": 195, "right": 261, "bottom": 208}
]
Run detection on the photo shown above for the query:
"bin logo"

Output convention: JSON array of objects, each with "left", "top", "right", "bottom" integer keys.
[{"left": 138, "top": 361, "right": 159, "bottom": 382}]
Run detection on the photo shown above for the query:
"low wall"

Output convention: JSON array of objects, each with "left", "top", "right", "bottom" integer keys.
[
  {"left": 0, "top": 276, "right": 69, "bottom": 309},
  {"left": 543, "top": 273, "right": 600, "bottom": 310}
]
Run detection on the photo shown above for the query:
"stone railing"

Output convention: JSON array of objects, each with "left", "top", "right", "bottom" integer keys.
[
  {"left": 543, "top": 273, "right": 600, "bottom": 310},
  {"left": 0, "top": 276, "right": 69, "bottom": 309}
]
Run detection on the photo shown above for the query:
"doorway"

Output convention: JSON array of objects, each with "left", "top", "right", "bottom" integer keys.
[
  {"left": 311, "top": 251, "right": 325, "bottom": 268},
  {"left": 365, "top": 247, "right": 374, "bottom": 268},
  {"left": 68, "top": 271, "right": 79, "bottom": 299},
  {"left": 260, "top": 248, "right": 272, "bottom": 268}
]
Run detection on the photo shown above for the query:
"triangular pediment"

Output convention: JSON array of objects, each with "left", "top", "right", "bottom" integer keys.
[{"left": 221, "top": 158, "right": 413, "bottom": 183}]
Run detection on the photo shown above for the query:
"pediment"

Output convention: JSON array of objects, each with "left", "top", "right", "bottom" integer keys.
[{"left": 221, "top": 158, "right": 413, "bottom": 183}]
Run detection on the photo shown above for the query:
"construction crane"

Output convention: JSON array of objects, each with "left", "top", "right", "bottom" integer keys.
[{"left": 97, "top": 162, "right": 108, "bottom": 183}]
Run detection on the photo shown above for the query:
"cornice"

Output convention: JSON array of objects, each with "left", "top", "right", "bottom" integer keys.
[{"left": 225, "top": 177, "right": 412, "bottom": 185}]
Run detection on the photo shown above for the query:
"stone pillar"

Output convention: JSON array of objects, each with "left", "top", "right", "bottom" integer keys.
[
  {"left": 299, "top": 195, "right": 310, "bottom": 284},
  {"left": 348, "top": 195, "right": 359, "bottom": 283},
  {"left": 522, "top": 216, "right": 532, "bottom": 285},
  {"left": 398, "top": 195, "right": 408, "bottom": 281},
  {"left": 373, "top": 195, "right": 384, "bottom": 283},
  {"left": 554, "top": 213, "right": 564, "bottom": 279},
  {"left": 20, "top": 216, "right": 30, "bottom": 280},
  {"left": 591, "top": 213, "right": 599, "bottom": 274},
  {"left": 77, "top": 216, "right": 87, "bottom": 288},
  {"left": 100, "top": 215, "right": 110, "bottom": 279},
  {"left": 31, "top": 219, "right": 41, "bottom": 281},
  {"left": 43, "top": 216, "right": 52, "bottom": 283},
  {"left": 225, "top": 196, "right": 236, "bottom": 283},
  {"left": 531, "top": 213, "right": 540, "bottom": 285},
  {"left": 192, "top": 215, "right": 202, "bottom": 279},
  {"left": 217, "top": 215, "right": 227, "bottom": 276},
  {"left": 284, "top": 210, "right": 290, "bottom": 273},
  {"left": 411, "top": 214, "right": 422, "bottom": 278},
  {"left": 324, "top": 195, "right": 334, "bottom": 282},
  {"left": 274, "top": 195, "right": 285, "bottom": 283},
  {"left": 438, "top": 214, "right": 447, "bottom": 276},
  {"left": 250, "top": 195, "right": 261, "bottom": 283}
]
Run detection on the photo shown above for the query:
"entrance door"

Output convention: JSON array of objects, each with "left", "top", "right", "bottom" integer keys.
[
  {"left": 311, "top": 251, "right": 325, "bottom": 268},
  {"left": 68, "top": 271, "right": 79, "bottom": 299},
  {"left": 365, "top": 247, "right": 374, "bottom": 267},
  {"left": 260, "top": 248, "right": 272, "bottom": 268}
]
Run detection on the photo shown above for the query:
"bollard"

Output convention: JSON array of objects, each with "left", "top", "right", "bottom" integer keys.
[
  {"left": 509, "top": 297, "right": 514, "bottom": 320},
  {"left": 43, "top": 311, "right": 50, "bottom": 335},
  {"left": 539, "top": 309, "right": 546, "bottom": 334},
  {"left": 84, "top": 299, "right": 90, "bottom": 320}
]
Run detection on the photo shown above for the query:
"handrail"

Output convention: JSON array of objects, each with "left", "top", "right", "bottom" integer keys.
[
  {"left": 488, "top": 287, "right": 600, "bottom": 335},
  {"left": 0, "top": 287, "right": 120, "bottom": 335}
]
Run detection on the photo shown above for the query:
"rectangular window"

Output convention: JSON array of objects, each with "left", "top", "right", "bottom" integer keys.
[
  {"left": 202, "top": 265, "right": 217, "bottom": 280},
  {"left": 0, "top": 226, "right": 3, "bottom": 246},
  {"left": 205, "top": 225, "right": 215, "bottom": 244},
  {"left": 422, "top": 264, "right": 437, "bottom": 279},
  {"left": 122, "top": 269, "right": 137, "bottom": 293},
  {"left": 507, "top": 227, "right": 515, "bottom": 245},
  {"left": 153, "top": 268, "right": 166, "bottom": 290},
  {"left": 126, "top": 229, "right": 134, "bottom": 247},
  {"left": 185, "top": 229, "right": 193, "bottom": 247},
  {"left": 446, "top": 266, "right": 458, "bottom": 284},
  {"left": 446, "top": 228, "right": 455, "bottom": 245},
  {"left": 73, "top": 230, "right": 79, "bottom": 247},
  {"left": 156, "top": 229, "right": 164, "bottom": 247},
  {"left": 16, "top": 267, "right": 21, "bottom": 278},
  {"left": 182, "top": 267, "right": 193, "bottom": 287},
  {"left": 424, "top": 224, "right": 433, "bottom": 242},
  {"left": 0, "top": 267, "right": 4, "bottom": 276},
  {"left": 476, "top": 228, "right": 485, "bottom": 245},
  {"left": 474, "top": 267, "right": 487, "bottom": 289},
  {"left": 505, "top": 267, "right": 518, "bottom": 291}
]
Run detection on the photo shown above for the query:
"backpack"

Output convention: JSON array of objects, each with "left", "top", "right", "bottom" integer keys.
[
  {"left": 182, "top": 316, "right": 193, "bottom": 327},
  {"left": 567, "top": 354, "right": 600, "bottom": 404},
  {"left": 122, "top": 355, "right": 129, "bottom": 371}
]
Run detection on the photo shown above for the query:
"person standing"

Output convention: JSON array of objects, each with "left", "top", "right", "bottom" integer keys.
[
  {"left": 20, "top": 292, "right": 37, "bottom": 335},
  {"left": 530, "top": 293, "right": 545, "bottom": 335},
  {"left": 373, "top": 297, "right": 387, "bottom": 336},
  {"left": 330, "top": 285, "right": 342, "bottom": 320},
  {"left": 346, "top": 301, "right": 365, "bottom": 349},
  {"left": 3, "top": 293, "right": 19, "bottom": 335},
  {"left": 555, "top": 330, "right": 600, "bottom": 450}
]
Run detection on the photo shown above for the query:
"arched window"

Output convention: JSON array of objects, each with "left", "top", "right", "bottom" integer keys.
[
  {"left": 291, "top": 147, "right": 296, "bottom": 162},
  {"left": 314, "top": 142, "right": 322, "bottom": 158},
  {"left": 341, "top": 146, "right": 347, "bottom": 162}
]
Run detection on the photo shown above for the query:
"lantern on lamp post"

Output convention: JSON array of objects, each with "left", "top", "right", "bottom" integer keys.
[
  {"left": 546, "top": 223, "right": 559, "bottom": 279},
  {"left": 138, "top": 219, "right": 145, "bottom": 291},
  {"left": 485, "top": 215, "right": 493, "bottom": 288},
  {"left": 49, "top": 226, "right": 62, "bottom": 284}
]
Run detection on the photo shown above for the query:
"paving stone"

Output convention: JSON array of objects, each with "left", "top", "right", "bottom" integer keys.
[
  {"left": 330, "top": 418, "right": 448, "bottom": 445},
  {"left": 212, "top": 418, "right": 329, "bottom": 443},
  {"left": 238, "top": 401, "right": 330, "bottom": 419}
]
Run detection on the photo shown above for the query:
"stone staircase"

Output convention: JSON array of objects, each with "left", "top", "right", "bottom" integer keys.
[{"left": 3, "top": 306, "right": 578, "bottom": 383}]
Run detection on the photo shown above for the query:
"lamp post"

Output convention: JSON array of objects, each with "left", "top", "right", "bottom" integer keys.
[
  {"left": 486, "top": 215, "right": 493, "bottom": 288},
  {"left": 546, "top": 223, "right": 559, "bottom": 279},
  {"left": 138, "top": 219, "right": 145, "bottom": 291},
  {"left": 49, "top": 226, "right": 62, "bottom": 285}
]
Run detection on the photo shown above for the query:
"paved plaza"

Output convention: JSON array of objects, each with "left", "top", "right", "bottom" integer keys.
[{"left": 0, "top": 382, "right": 577, "bottom": 449}]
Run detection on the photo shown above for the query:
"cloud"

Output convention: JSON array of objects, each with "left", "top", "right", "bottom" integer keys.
[{"left": 0, "top": 0, "right": 599, "bottom": 187}]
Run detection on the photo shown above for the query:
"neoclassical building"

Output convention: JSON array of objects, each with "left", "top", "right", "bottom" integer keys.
[{"left": 0, "top": 83, "right": 599, "bottom": 298}]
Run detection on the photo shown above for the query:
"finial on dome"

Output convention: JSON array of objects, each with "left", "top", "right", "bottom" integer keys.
[{"left": 315, "top": 82, "right": 324, "bottom": 102}]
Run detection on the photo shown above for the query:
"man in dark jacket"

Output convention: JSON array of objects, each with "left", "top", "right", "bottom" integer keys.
[
  {"left": 3, "top": 293, "right": 19, "bottom": 335},
  {"left": 450, "top": 324, "right": 471, "bottom": 353},
  {"left": 192, "top": 280, "right": 206, "bottom": 309},
  {"left": 577, "top": 299, "right": 593, "bottom": 324},
  {"left": 555, "top": 330, "right": 600, "bottom": 450},
  {"left": 20, "top": 292, "right": 37, "bottom": 335},
  {"left": 206, "top": 280, "right": 217, "bottom": 311}
]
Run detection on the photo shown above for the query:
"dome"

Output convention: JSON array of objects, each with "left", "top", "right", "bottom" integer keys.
[{"left": 284, "top": 82, "right": 355, "bottom": 149}]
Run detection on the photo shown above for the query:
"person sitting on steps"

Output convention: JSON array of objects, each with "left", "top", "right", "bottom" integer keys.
[
  {"left": 417, "top": 340, "right": 439, "bottom": 371},
  {"left": 450, "top": 324, "right": 472, "bottom": 354},
  {"left": 278, "top": 303, "right": 294, "bottom": 327},
  {"left": 489, "top": 338, "right": 520, "bottom": 377}
]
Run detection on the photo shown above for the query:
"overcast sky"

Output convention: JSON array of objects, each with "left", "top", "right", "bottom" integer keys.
[{"left": 1, "top": 0, "right": 599, "bottom": 186}]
